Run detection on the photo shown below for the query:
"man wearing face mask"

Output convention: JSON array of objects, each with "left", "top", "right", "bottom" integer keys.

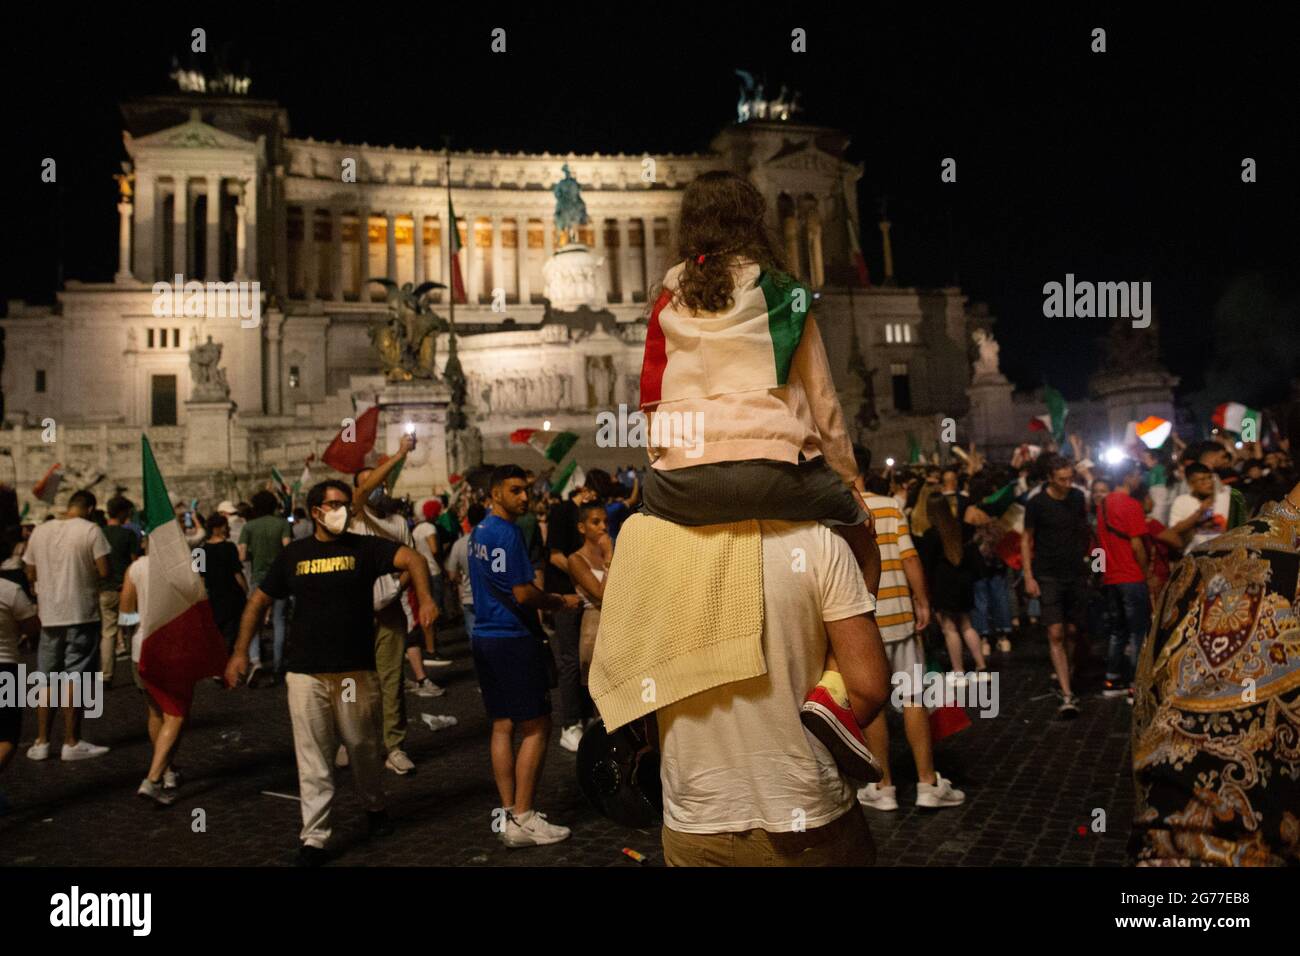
[{"left": 225, "top": 471, "right": 436, "bottom": 866}]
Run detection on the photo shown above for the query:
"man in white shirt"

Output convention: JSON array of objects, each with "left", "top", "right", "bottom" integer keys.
[
  {"left": 1, "top": 576, "right": 41, "bottom": 803},
  {"left": 1168, "top": 463, "right": 1230, "bottom": 549},
  {"left": 23, "top": 490, "right": 112, "bottom": 761},
  {"left": 656, "top": 521, "right": 890, "bottom": 865}
]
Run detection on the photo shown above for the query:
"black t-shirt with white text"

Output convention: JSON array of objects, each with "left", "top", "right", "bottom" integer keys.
[
  {"left": 1024, "top": 487, "right": 1089, "bottom": 579},
  {"left": 259, "top": 532, "right": 401, "bottom": 673}
]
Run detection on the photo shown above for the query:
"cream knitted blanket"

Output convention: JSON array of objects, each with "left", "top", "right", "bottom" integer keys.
[{"left": 589, "top": 513, "right": 766, "bottom": 730}]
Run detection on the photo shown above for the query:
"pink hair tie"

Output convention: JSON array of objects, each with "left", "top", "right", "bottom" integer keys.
[{"left": 696, "top": 254, "right": 706, "bottom": 264}]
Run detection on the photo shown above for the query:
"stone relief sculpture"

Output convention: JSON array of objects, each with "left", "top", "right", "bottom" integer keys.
[{"left": 585, "top": 355, "right": 615, "bottom": 408}]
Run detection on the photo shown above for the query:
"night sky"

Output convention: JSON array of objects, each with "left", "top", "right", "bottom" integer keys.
[{"left": 4, "top": 6, "right": 1297, "bottom": 412}]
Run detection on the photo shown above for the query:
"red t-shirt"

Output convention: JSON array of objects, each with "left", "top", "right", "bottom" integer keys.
[{"left": 1095, "top": 490, "right": 1148, "bottom": 585}]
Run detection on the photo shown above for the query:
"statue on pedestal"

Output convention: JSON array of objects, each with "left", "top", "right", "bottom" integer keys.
[
  {"left": 971, "top": 328, "right": 1004, "bottom": 380},
  {"left": 189, "top": 334, "right": 230, "bottom": 401},
  {"left": 369, "top": 278, "right": 449, "bottom": 382},
  {"left": 552, "top": 163, "right": 589, "bottom": 245}
]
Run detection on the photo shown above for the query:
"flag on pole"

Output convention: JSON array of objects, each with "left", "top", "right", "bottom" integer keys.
[
  {"left": 843, "top": 182, "right": 871, "bottom": 287},
  {"left": 1212, "top": 402, "right": 1260, "bottom": 437},
  {"left": 136, "top": 436, "right": 227, "bottom": 707},
  {"left": 550, "top": 459, "right": 586, "bottom": 497},
  {"left": 32, "top": 463, "right": 63, "bottom": 505},
  {"left": 511, "top": 428, "right": 579, "bottom": 464},
  {"left": 448, "top": 197, "right": 467, "bottom": 305},
  {"left": 322, "top": 404, "right": 380, "bottom": 474},
  {"left": 292, "top": 456, "right": 314, "bottom": 496},
  {"left": 1133, "top": 416, "right": 1172, "bottom": 450},
  {"left": 1028, "top": 387, "right": 1068, "bottom": 441},
  {"left": 980, "top": 481, "right": 1018, "bottom": 518}
]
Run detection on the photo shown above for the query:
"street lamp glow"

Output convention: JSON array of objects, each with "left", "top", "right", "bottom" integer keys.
[
  {"left": 885, "top": 457, "right": 895, "bottom": 467},
  {"left": 1102, "top": 446, "right": 1126, "bottom": 466}
]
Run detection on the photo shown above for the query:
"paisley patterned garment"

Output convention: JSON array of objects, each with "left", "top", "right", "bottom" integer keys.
[{"left": 1131, "top": 497, "right": 1300, "bottom": 865}]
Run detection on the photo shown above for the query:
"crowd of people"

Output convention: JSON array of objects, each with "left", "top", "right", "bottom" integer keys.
[{"left": 3, "top": 167, "right": 1298, "bottom": 868}]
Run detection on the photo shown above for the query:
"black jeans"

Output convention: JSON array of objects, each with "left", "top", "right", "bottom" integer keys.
[{"left": 551, "top": 606, "right": 586, "bottom": 725}]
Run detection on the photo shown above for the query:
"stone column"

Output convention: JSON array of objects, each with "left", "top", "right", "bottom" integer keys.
[
  {"left": 172, "top": 177, "right": 188, "bottom": 278},
  {"left": 593, "top": 216, "right": 607, "bottom": 303},
  {"left": 303, "top": 204, "right": 319, "bottom": 300},
  {"left": 189, "top": 186, "right": 202, "bottom": 278},
  {"left": 205, "top": 174, "right": 221, "bottom": 280},
  {"left": 666, "top": 214, "right": 679, "bottom": 270},
  {"left": 490, "top": 214, "right": 503, "bottom": 303},
  {"left": 274, "top": 165, "right": 289, "bottom": 300},
  {"left": 266, "top": 308, "right": 284, "bottom": 415},
  {"left": 543, "top": 214, "right": 554, "bottom": 259},
  {"left": 357, "top": 205, "right": 371, "bottom": 300},
  {"left": 330, "top": 206, "right": 344, "bottom": 300},
  {"left": 466, "top": 213, "right": 480, "bottom": 303},
  {"left": 386, "top": 211, "right": 398, "bottom": 281},
  {"left": 643, "top": 216, "right": 659, "bottom": 292},
  {"left": 616, "top": 218, "right": 631, "bottom": 303},
  {"left": 413, "top": 211, "right": 425, "bottom": 285},
  {"left": 134, "top": 173, "right": 156, "bottom": 282},
  {"left": 115, "top": 201, "right": 134, "bottom": 283},
  {"left": 806, "top": 206, "right": 824, "bottom": 288},
  {"left": 234, "top": 193, "right": 248, "bottom": 281},
  {"left": 244, "top": 175, "right": 259, "bottom": 280},
  {"left": 517, "top": 215, "right": 530, "bottom": 304}
]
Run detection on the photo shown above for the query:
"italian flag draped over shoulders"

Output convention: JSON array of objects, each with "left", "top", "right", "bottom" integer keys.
[
  {"left": 136, "top": 437, "right": 227, "bottom": 693},
  {"left": 640, "top": 261, "right": 810, "bottom": 409}
]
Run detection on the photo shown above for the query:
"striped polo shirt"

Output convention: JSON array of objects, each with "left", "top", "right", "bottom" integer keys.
[{"left": 866, "top": 494, "right": 917, "bottom": 643}]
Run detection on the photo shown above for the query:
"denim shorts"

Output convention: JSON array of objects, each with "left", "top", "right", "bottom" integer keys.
[{"left": 37, "top": 622, "right": 101, "bottom": 675}]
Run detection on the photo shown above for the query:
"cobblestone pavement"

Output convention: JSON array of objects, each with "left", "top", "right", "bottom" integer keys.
[{"left": 0, "top": 618, "right": 1134, "bottom": 867}]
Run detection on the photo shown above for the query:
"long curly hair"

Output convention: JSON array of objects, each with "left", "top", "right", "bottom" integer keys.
[{"left": 672, "top": 171, "right": 790, "bottom": 313}]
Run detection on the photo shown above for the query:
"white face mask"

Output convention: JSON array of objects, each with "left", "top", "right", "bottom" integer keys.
[{"left": 320, "top": 507, "right": 349, "bottom": 535}]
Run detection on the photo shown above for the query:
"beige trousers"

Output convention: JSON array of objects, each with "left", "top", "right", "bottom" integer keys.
[
  {"left": 98, "top": 590, "right": 121, "bottom": 681},
  {"left": 286, "top": 670, "right": 386, "bottom": 849}
]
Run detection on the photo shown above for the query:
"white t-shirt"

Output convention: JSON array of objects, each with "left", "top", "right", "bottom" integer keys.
[
  {"left": 411, "top": 522, "right": 438, "bottom": 566},
  {"left": 1169, "top": 487, "right": 1231, "bottom": 548},
  {"left": 348, "top": 509, "right": 413, "bottom": 614},
  {"left": 446, "top": 535, "right": 473, "bottom": 606},
  {"left": 23, "top": 516, "right": 111, "bottom": 626},
  {"left": 657, "top": 520, "right": 875, "bottom": 835},
  {"left": 0, "top": 578, "right": 38, "bottom": 664}
]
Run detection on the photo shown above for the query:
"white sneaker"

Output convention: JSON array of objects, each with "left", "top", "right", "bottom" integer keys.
[
  {"left": 137, "top": 778, "right": 177, "bottom": 807},
  {"left": 62, "top": 740, "right": 110, "bottom": 761},
  {"left": 558, "top": 723, "right": 583, "bottom": 752},
  {"left": 856, "top": 782, "right": 899, "bottom": 811},
  {"left": 420, "top": 713, "right": 458, "bottom": 732},
  {"left": 916, "top": 773, "right": 966, "bottom": 808},
  {"left": 385, "top": 749, "right": 415, "bottom": 775},
  {"left": 335, "top": 744, "right": 350, "bottom": 768},
  {"left": 163, "top": 768, "right": 182, "bottom": 790},
  {"left": 26, "top": 741, "right": 50, "bottom": 761},
  {"left": 501, "top": 809, "right": 571, "bottom": 847},
  {"left": 413, "top": 678, "right": 445, "bottom": 698}
]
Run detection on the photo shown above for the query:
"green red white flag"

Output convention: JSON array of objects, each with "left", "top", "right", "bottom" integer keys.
[
  {"left": 511, "top": 428, "right": 579, "bottom": 463},
  {"left": 843, "top": 183, "right": 870, "bottom": 287},
  {"left": 1131, "top": 416, "right": 1172, "bottom": 450},
  {"left": 1027, "top": 386, "right": 1068, "bottom": 442},
  {"left": 640, "top": 262, "right": 810, "bottom": 409},
  {"left": 1212, "top": 402, "right": 1260, "bottom": 437},
  {"left": 448, "top": 197, "right": 467, "bottom": 304},
  {"left": 550, "top": 459, "right": 585, "bottom": 497},
  {"left": 136, "top": 436, "right": 227, "bottom": 700}
]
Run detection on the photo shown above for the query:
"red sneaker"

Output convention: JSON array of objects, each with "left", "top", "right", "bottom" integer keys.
[{"left": 800, "top": 685, "right": 883, "bottom": 783}]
